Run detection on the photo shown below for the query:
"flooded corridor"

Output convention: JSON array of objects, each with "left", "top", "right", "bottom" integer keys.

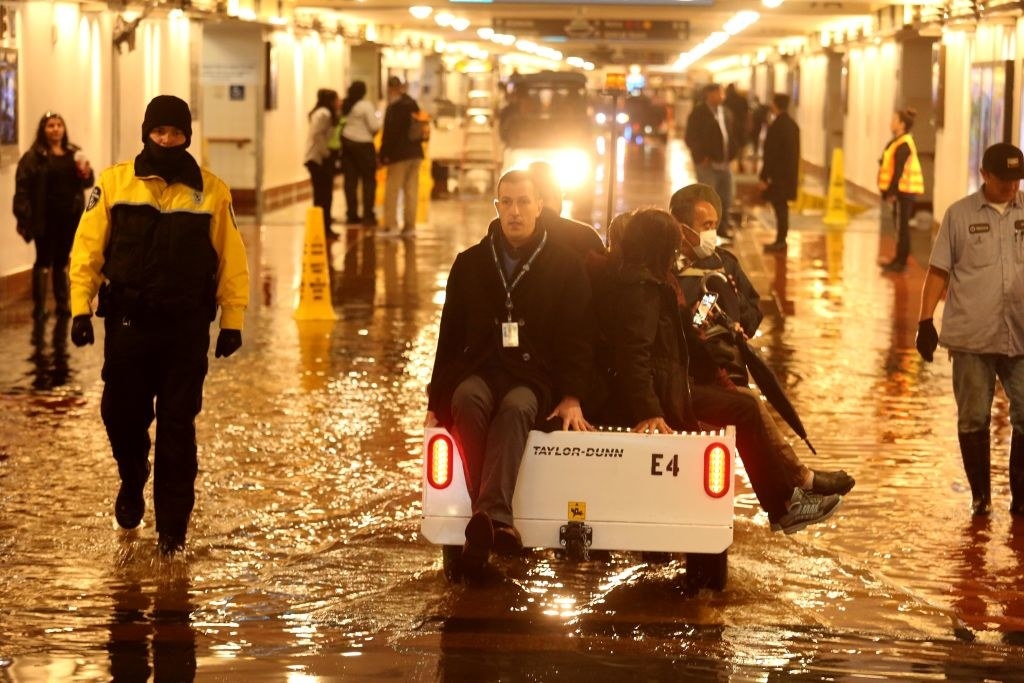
[{"left": 3, "top": 141, "right": 1024, "bottom": 680}]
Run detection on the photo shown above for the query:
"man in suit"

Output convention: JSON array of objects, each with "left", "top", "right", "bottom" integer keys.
[
  {"left": 684, "top": 83, "right": 736, "bottom": 239},
  {"left": 759, "top": 93, "right": 801, "bottom": 253}
]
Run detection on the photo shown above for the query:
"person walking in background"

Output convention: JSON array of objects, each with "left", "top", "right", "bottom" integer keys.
[
  {"left": 13, "top": 112, "right": 94, "bottom": 320},
  {"left": 340, "top": 81, "right": 381, "bottom": 228},
  {"left": 917, "top": 142, "right": 1024, "bottom": 519},
  {"left": 724, "top": 83, "right": 750, "bottom": 165},
  {"left": 759, "top": 94, "right": 801, "bottom": 253},
  {"left": 878, "top": 107, "right": 923, "bottom": 273},
  {"left": 379, "top": 76, "right": 425, "bottom": 239},
  {"left": 684, "top": 83, "right": 736, "bottom": 240},
  {"left": 68, "top": 95, "right": 250, "bottom": 556},
  {"left": 304, "top": 88, "right": 340, "bottom": 237}
]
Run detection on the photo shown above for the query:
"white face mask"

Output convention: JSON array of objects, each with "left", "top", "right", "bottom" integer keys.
[{"left": 692, "top": 229, "right": 718, "bottom": 259}]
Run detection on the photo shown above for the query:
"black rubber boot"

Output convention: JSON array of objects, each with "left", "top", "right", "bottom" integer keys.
[
  {"left": 52, "top": 267, "right": 71, "bottom": 318},
  {"left": 1010, "top": 432, "right": 1024, "bottom": 517},
  {"left": 958, "top": 430, "right": 992, "bottom": 516},
  {"left": 31, "top": 266, "right": 49, "bottom": 321}
]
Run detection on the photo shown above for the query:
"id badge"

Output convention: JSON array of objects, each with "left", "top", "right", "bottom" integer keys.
[{"left": 501, "top": 321, "right": 520, "bottom": 348}]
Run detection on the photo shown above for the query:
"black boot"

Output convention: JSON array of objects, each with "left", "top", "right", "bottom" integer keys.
[
  {"left": 1010, "top": 432, "right": 1024, "bottom": 517},
  {"left": 52, "top": 267, "right": 71, "bottom": 318},
  {"left": 959, "top": 430, "right": 992, "bottom": 516},
  {"left": 31, "top": 266, "right": 49, "bottom": 321}
]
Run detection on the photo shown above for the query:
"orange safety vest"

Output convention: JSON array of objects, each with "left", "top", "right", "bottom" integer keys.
[{"left": 877, "top": 133, "right": 924, "bottom": 195}]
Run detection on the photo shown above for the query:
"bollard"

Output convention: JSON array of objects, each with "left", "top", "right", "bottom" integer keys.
[
  {"left": 293, "top": 207, "right": 338, "bottom": 321},
  {"left": 822, "top": 148, "right": 850, "bottom": 225}
]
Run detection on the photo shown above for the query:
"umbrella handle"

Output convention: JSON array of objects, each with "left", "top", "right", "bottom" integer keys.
[{"left": 700, "top": 270, "right": 730, "bottom": 294}]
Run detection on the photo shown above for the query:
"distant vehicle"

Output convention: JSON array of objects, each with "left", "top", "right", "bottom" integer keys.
[
  {"left": 498, "top": 70, "right": 598, "bottom": 221},
  {"left": 421, "top": 426, "right": 736, "bottom": 590}
]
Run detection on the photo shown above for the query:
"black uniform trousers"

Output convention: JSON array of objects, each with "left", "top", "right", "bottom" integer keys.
[{"left": 101, "top": 313, "right": 210, "bottom": 540}]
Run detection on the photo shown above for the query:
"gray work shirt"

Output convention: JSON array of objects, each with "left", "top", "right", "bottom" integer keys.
[{"left": 928, "top": 188, "right": 1024, "bottom": 356}]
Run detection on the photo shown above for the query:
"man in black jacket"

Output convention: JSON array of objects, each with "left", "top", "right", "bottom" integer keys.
[
  {"left": 759, "top": 94, "right": 801, "bottom": 252},
  {"left": 425, "top": 170, "right": 594, "bottom": 572},
  {"left": 379, "top": 76, "right": 424, "bottom": 238},
  {"left": 684, "top": 83, "right": 736, "bottom": 239}
]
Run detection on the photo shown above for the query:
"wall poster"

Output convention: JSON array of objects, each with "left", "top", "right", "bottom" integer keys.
[{"left": 968, "top": 60, "right": 1014, "bottom": 193}]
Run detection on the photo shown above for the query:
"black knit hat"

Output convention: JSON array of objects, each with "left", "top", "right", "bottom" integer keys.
[{"left": 142, "top": 95, "right": 192, "bottom": 147}]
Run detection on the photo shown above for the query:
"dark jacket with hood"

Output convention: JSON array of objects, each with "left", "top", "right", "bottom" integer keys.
[
  {"left": 13, "top": 142, "right": 94, "bottom": 241},
  {"left": 379, "top": 92, "right": 424, "bottom": 165},
  {"left": 595, "top": 260, "right": 718, "bottom": 430},
  {"left": 427, "top": 222, "right": 594, "bottom": 428}
]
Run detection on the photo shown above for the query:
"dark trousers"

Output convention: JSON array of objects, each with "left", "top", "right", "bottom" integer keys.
[
  {"left": 891, "top": 195, "right": 915, "bottom": 265},
  {"left": 690, "top": 383, "right": 794, "bottom": 521},
  {"left": 305, "top": 160, "right": 335, "bottom": 232},
  {"left": 101, "top": 315, "right": 210, "bottom": 540},
  {"left": 770, "top": 195, "right": 790, "bottom": 244},
  {"left": 450, "top": 372, "right": 539, "bottom": 526},
  {"left": 33, "top": 210, "right": 77, "bottom": 315},
  {"left": 342, "top": 138, "right": 377, "bottom": 224}
]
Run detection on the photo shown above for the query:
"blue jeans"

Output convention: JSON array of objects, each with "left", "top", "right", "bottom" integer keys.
[{"left": 951, "top": 351, "right": 1024, "bottom": 434}]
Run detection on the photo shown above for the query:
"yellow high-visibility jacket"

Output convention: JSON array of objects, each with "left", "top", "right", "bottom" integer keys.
[
  {"left": 69, "top": 158, "right": 249, "bottom": 329},
  {"left": 877, "top": 133, "right": 924, "bottom": 196}
]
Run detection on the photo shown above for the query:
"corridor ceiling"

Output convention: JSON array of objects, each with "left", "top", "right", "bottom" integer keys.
[{"left": 306, "top": 0, "right": 886, "bottom": 71}]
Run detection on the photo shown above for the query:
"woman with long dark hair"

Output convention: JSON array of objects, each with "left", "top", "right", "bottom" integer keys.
[
  {"left": 340, "top": 80, "right": 380, "bottom": 226},
  {"left": 13, "top": 112, "right": 94, "bottom": 319},
  {"left": 304, "top": 88, "right": 340, "bottom": 235}
]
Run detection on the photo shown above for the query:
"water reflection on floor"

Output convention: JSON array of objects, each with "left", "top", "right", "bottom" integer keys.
[{"left": 3, "top": 144, "right": 1024, "bottom": 680}]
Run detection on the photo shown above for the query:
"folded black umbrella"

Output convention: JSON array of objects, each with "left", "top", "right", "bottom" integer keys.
[
  {"left": 701, "top": 272, "right": 817, "bottom": 455},
  {"left": 737, "top": 338, "right": 817, "bottom": 455}
]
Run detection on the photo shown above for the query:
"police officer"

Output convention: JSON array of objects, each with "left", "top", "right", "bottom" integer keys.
[
  {"left": 68, "top": 95, "right": 250, "bottom": 555},
  {"left": 917, "top": 142, "right": 1024, "bottom": 517}
]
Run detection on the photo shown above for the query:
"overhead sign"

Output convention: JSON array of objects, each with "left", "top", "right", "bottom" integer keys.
[{"left": 494, "top": 18, "right": 689, "bottom": 41}]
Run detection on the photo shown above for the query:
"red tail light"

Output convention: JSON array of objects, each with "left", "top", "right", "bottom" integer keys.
[
  {"left": 427, "top": 434, "right": 454, "bottom": 489},
  {"left": 704, "top": 442, "right": 731, "bottom": 498}
]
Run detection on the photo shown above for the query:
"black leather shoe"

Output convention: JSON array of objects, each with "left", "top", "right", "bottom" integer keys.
[
  {"left": 1011, "top": 501, "right": 1024, "bottom": 517},
  {"left": 763, "top": 241, "right": 787, "bottom": 253},
  {"left": 972, "top": 496, "right": 992, "bottom": 516},
  {"left": 462, "top": 512, "right": 493, "bottom": 571},
  {"left": 114, "top": 482, "right": 145, "bottom": 530},
  {"left": 810, "top": 470, "right": 856, "bottom": 496},
  {"left": 158, "top": 534, "right": 185, "bottom": 556},
  {"left": 492, "top": 522, "right": 524, "bottom": 556}
]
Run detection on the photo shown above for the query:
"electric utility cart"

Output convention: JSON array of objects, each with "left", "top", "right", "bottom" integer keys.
[{"left": 421, "top": 426, "right": 737, "bottom": 590}]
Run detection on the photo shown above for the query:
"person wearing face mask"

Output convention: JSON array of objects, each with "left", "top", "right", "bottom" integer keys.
[
  {"left": 67, "top": 95, "right": 250, "bottom": 556},
  {"left": 669, "top": 183, "right": 854, "bottom": 498},
  {"left": 595, "top": 208, "right": 847, "bottom": 535}
]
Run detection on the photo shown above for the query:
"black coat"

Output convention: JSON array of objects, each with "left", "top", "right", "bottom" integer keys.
[
  {"left": 675, "top": 247, "right": 763, "bottom": 338},
  {"left": 13, "top": 143, "right": 94, "bottom": 241},
  {"left": 597, "top": 264, "right": 707, "bottom": 430},
  {"left": 759, "top": 112, "right": 800, "bottom": 201},
  {"left": 684, "top": 102, "right": 736, "bottom": 164},
  {"left": 427, "top": 223, "right": 594, "bottom": 427},
  {"left": 379, "top": 93, "right": 424, "bottom": 165}
]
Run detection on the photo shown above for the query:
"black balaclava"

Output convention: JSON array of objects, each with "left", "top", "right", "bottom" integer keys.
[{"left": 139, "top": 95, "right": 193, "bottom": 179}]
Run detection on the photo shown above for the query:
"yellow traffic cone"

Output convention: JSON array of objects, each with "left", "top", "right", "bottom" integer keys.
[
  {"left": 417, "top": 157, "right": 431, "bottom": 224},
  {"left": 293, "top": 207, "right": 338, "bottom": 321},
  {"left": 822, "top": 148, "right": 849, "bottom": 225}
]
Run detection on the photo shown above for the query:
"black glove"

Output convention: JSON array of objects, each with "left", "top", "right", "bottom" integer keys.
[
  {"left": 71, "top": 314, "right": 94, "bottom": 347},
  {"left": 215, "top": 329, "right": 242, "bottom": 358},
  {"left": 916, "top": 319, "right": 938, "bottom": 362}
]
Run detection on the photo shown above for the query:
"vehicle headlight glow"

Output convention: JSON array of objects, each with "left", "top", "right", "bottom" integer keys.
[{"left": 505, "top": 148, "right": 592, "bottom": 191}]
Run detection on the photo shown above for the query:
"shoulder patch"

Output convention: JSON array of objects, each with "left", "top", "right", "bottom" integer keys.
[
  {"left": 85, "top": 187, "right": 101, "bottom": 211},
  {"left": 193, "top": 191, "right": 203, "bottom": 205}
]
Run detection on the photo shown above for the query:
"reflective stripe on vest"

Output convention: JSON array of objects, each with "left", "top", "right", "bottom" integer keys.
[{"left": 877, "top": 134, "right": 924, "bottom": 194}]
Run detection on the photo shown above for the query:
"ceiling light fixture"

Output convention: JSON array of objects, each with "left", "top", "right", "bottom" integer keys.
[{"left": 409, "top": 6, "right": 432, "bottom": 19}]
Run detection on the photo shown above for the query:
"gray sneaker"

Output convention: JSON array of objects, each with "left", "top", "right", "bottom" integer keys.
[{"left": 771, "top": 488, "right": 842, "bottom": 535}]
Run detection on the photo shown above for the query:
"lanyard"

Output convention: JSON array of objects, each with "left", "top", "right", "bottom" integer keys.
[{"left": 489, "top": 231, "right": 547, "bottom": 321}]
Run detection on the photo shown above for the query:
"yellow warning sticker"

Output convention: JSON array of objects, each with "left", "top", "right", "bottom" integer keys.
[{"left": 568, "top": 501, "right": 586, "bottom": 521}]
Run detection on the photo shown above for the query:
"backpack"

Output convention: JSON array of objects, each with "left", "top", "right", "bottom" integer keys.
[{"left": 409, "top": 111, "right": 430, "bottom": 143}]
